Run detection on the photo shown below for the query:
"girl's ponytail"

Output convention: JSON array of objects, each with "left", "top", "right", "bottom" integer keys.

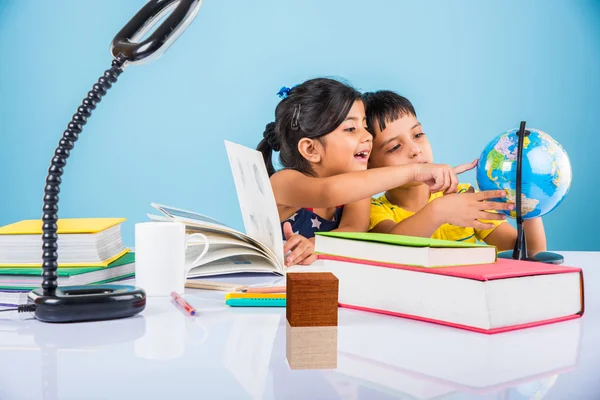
[{"left": 257, "top": 122, "right": 279, "bottom": 176}]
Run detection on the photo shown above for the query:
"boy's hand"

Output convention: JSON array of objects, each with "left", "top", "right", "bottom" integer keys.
[
  {"left": 283, "top": 222, "right": 317, "bottom": 266},
  {"left": 413, "top": 159, "right": 478, "bottom": 194},
  {"left": 430, "top": 190, "right": 514, "bottom": 230}
]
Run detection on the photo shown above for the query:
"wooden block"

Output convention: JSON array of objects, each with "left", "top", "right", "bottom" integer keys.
[
  {"left": 286, "top": 272, "right": 338, "bottom": 327},
  {"left": 286, "top": 322, "right": 338, "bottom": 370}
]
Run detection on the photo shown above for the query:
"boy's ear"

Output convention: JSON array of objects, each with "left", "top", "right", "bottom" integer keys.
[{"left": 297, "top": 138, "right": 322, "bottom": 163}]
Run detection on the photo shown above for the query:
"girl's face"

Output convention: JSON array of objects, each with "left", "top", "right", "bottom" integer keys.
[{"left": 316, "top": 100, "right": 373, "bottom": 176}]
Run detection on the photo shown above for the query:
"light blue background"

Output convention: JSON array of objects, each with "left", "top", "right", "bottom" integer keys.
[{"left": 1, "top": 0, "right": 598, "bottom": 250}]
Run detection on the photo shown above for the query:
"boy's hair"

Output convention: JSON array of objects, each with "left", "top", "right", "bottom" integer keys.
[
  {"left": 257, "top": 77, "right": 362, "bottom": 176},
  {"left": 362, "top": 90, "right": 417, "bottom": 138}
]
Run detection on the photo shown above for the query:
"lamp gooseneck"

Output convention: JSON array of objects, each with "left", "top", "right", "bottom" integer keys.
[{"left": 41, "top": 55, "right": 127, "bottom": 297}]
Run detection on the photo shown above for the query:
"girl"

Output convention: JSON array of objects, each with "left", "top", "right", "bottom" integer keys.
[{"left": 257, "top": 78, "right": 474, "bottom": 266}]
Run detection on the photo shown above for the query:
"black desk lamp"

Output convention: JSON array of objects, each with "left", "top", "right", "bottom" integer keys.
[
  {"left": 29, "top": 0, "right": 203, "bottom": 323},
  {"left": 497, "top": 121, "right": 564, "bottom": 265}
]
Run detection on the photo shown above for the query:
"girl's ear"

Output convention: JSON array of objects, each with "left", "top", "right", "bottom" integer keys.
[{"left": 298, "top": 138, "right": 323, "bottom": 164}]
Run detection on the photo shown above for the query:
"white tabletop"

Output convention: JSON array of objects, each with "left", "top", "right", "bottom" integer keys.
[{"left": 1, "top": 251, "right": 598, "bottom": 400}]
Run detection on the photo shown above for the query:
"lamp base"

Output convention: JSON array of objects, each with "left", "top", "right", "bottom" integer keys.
[
  {"left": 29, "top": 284, "right": 146, "bottom": 323},
  {"left": 498, "top": 250, "right": 564, "bottom": 265}
]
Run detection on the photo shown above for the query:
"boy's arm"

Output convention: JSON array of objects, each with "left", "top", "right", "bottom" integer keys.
[
  {"left": 484, "top": 217, "right": 547, "bottom": 255},
  {"left": 523, "top": 218, "right": 547, "bottom": 255},
  {"left": 372, "top": 191, "right": 510, "bottom": 236},
  {"left": 370, "top": 203, "right": 442, "bottom": 237}
]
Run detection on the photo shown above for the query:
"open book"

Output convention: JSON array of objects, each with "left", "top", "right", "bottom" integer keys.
[{"left": 147, "top": 141, "right": 285, "bottom": 277}]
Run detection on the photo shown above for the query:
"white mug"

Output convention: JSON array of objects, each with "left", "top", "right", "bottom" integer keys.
[{"left": 135, "top": 222, "right": 209, "bottom": 296}]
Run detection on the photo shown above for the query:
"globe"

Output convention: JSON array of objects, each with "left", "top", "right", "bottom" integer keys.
[{"left": 476, "top": 128, "right": 572, "bottom": 219}]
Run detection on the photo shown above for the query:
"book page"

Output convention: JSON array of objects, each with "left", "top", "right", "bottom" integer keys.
[
  {"left": 149, "top": 206, "right": 283, "bottom": 273},
  {"left": 224, "top": 141, "right": 284, "bottom": 267},
  {"left": 150, "top": 204, "right": 232, "bottom": 229},
  {"left": 187, "top": 255, "right": 279, "bottom": 277},
  {"left": 186, "top": 246, "right": 271, "bottom": 268}
]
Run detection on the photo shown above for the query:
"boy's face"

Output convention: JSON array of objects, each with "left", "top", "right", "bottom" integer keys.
[{"left": 368, "top": 114, "right": 433, "bottom": 172}]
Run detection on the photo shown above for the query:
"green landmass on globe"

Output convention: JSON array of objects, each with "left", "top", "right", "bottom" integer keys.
[{"left": 476, "top": 128, "right": 572, "bottom": 219}]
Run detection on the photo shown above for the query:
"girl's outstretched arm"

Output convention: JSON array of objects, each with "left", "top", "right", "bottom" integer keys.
[{"left": 270, "top": 161, "right": 477, "bottom": 209}]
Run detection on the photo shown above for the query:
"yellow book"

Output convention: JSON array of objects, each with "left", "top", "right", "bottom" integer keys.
[
  {"left": 0, "top": 218, "right": 126, "bottom": 235},
  {"left": 0, "top": 218, "right": 128, "bottom": 268}
]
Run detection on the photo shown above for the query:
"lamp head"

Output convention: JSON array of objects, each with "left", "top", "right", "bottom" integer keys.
[{"left": 111, "top": 0, "right": 203, "bottom": 66}]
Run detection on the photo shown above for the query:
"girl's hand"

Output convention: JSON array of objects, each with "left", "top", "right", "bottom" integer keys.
[
  {"left": 413, "top": 159, "right": 478, "bottom": 194},
  {"left": 282, "top": 222, "right": 317, "bottom": 266}
]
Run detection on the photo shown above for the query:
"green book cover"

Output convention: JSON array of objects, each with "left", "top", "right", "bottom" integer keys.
[
  {"left": 315, "top": 232, "right": 493, "bottom": 249},
  {"left": 0, "top": 252, "right": 135, "bottom": 277},
  {"left": 0, "top": 275, "right": 135, "bottom": 291}
]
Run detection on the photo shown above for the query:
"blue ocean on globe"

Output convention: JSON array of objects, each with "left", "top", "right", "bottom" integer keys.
[{"left": 475, "top": 128, "right": 572, "bottom": 219}]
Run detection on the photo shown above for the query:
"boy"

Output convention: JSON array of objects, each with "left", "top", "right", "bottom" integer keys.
[{"left": 362, "top": 90, "right": 547, "bottom": 255}]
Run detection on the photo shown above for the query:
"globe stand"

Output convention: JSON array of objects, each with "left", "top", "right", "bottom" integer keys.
[{"left": 497, "top": 121, "right": 564, "bottom": 265}]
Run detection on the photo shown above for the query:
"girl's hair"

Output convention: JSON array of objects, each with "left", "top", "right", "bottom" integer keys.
[{"left": 257, "top": 77, "right": 362, "bottom": 176}]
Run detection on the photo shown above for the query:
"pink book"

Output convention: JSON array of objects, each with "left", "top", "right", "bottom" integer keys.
[{"left": 313, "top": 255, "right": 584, "bottom": 334}]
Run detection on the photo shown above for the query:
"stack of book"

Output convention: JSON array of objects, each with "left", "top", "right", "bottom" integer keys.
[
  {"left": 289, "top": 231, "right": 585, "bottom": 334},
  {"left": 0, "top": 218, "right": 135, "bottom": 306}
]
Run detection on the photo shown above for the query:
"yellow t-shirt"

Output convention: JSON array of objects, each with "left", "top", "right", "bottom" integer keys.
[{"left": 369, "top": 183, "right": 505, "bottom": 243}]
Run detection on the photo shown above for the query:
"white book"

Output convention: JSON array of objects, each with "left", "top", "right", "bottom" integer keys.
[{"left": 288, "top": 258, "right": 583, "bottom": 333}]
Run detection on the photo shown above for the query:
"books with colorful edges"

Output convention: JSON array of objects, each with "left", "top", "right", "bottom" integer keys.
[
  {"left": 0, "top": 218, "right": 128, "bottom": 267},
  {"left": 0, "top": 252, "right": 135, "bottom": 306},
  {"left": 290, "top": 252, "right": 584, "bottom": 334},
  {"left": 225, "top": 292, "right": 286, "bottom": 307},
  {"left": 0, "top": 252, "right": 135, "bottom": 291},
  {"left": 314, "top": 231, "right": 497, "bottom": 267}
]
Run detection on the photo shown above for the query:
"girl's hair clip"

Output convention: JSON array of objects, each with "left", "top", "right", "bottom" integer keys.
[
  {"left": 276, "top": 84, "right": 298, "bottom": 99},
  {"left": 291, "top": 104, "right": 301, "bottom": 130}
]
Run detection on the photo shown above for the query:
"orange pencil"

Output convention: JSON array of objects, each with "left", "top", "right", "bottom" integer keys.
[
  {"left": 241, "top": 285, "right": 286, "bottom": 294},
  {"left": 171, "top": 291, "right": 196, "bottom": 316}
]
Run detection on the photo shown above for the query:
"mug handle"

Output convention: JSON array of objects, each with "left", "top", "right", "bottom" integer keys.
[{"left": 184, "top": 233, "right": 210, "bottom": 274}]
